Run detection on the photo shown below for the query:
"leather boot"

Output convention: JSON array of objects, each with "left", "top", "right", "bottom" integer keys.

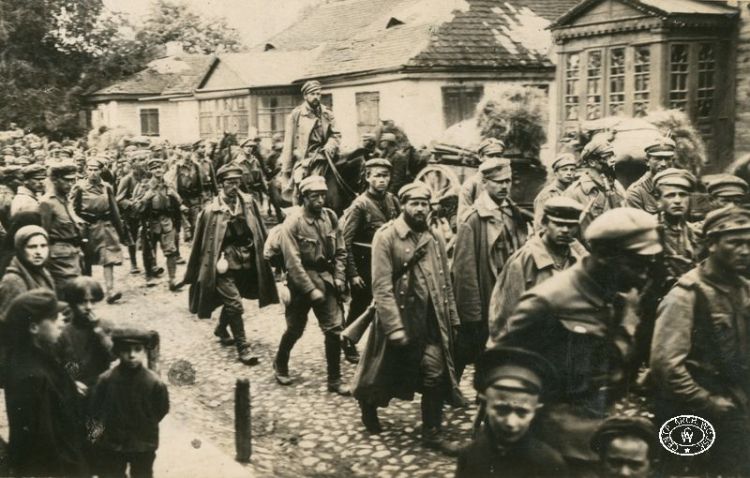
[
  {"left": 341, "top": 337, "right": 360, "bottom": 364},
  {"left": 325, "top": 332, "right": 350, "bottom": 396},
  {"left": 167, "top": 256, "right": 182, "bottom": 291},
  {"left": 421, "top": 389, "right": 462, "bottom": 457},
  {"left": 228, "top": 312, "right": 258, "bottom": 366},
  {"left": 359, "top": 401, "right": 382, "bottom": 434},
  {"left": 273, "top": 332, "right": 296, "bottom": 386},
  {"left": 213, "top": 309, "right": 234, "bottom": 346}
]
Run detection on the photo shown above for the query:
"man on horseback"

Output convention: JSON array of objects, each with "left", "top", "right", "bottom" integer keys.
[{"left": 279, "top": 81, "right": 341, "bottom": 201}]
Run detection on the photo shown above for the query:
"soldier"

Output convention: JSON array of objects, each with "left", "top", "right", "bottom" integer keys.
[
  {"left": 137, "top": 158, "right": 183, "bottom": 290},
  {"left": 183, "top": 164, "right": 279, "bottom": 365},
  {"left": 232, "top": 137, "right": 267, "bottom": 204},
  {"left": 279, "top": 81, "right": 341, "bottom": 196},
  {"left": 452, "top": 157, "right": 529, "bottom": 378},
  {"left": 116, "top": 155, "right": 148, "bottom": 274},
  {"left": 351, "top": 183, "right": 464, "bottom": 455},
  {"left": 456, "top": 347, "right": 567, "bottom": 478},
  {"left": 0, "top": 165, "right": 18, "bottom": 230},
  {"left": 457, "top": 138, "right": 506, "bottom": 223},
  {"left": 565, "top": 137, "right": 625, "bottom": 235},
  {"left": 489, "top": 197, "right": 587, "bottom": 338},
  {"left": 39, "top": 162, "right": 84, "bottom": 295},
  {"left": 170, "top": 143, "right": 205, "bottom": 243},
  {"left": 192, "top": 139, "right": 218, "bottom": 205},
  {"left": 272, "top": 175, "right": 350, "bottom": 396},
  {"left": 10, "top": 164, "right": 46, "bottom": 219},
  {"left": 342, "top": 158, "right": 401, "bottom": 363},
  {"left": 497, "top": 208, "right": 662, "bottom": 474},
  {"left": 532, "top": 153, "right": 577, "bottom": 231},
  {"left": 703, "top": 172, "right": 748, "bottom": 208},
  {"left": 624, "top": 136, "right": 676, "bottom": 214},
  {"left": 590, "top": 417, "right": 656, "bottom": 478},
  {"left": 378, "top": 133, "right": 408, "bottom": 195},
  {"left": 650, "top": 205, "right": 750, "bottom": 477}
]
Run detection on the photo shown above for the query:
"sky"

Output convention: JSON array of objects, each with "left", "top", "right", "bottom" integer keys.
[{"left": 103, "top": 0, "right": 320, "bottom": 48}]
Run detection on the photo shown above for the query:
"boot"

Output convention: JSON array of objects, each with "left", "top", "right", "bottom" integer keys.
[
  {"left": 421, "top": 389, "right": 462, "bottom": 457},
  {"left": 228, "top": 312, "right": 258, "bottom": 366},
  {"left": 273, "top": 332, "right": 296, "bottom": 386},
  {"left": 213, "top": 309, "right": 234, "bottom": 346},
  {"left": 104, "top": 266, "right": 121, "bottom": 304},
  {"left": 325, "top": 332, "right": 350, "bottom": 396},
  {"left": 167, "top": 256, "right": 182, "bottom": 291},
  {"left": 128, "top": 245, "right": 141, "bottom": 274},
  {"left": 359, "top": 401, "right": 382, "bottom": 434},
  {"left": 341, "top": 337, "right": 360, "bottom": 365}
]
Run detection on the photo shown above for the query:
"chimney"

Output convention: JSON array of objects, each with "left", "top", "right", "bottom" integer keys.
[{"left": 166, "top": 41, "right": 184, "bottom": 56}]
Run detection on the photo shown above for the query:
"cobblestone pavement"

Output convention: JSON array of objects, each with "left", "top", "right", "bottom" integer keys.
[{"left": 75, "top": 257, "right": 476, "bottom": 478}]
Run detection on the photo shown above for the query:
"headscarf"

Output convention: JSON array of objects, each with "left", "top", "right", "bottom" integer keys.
[{"left": 14, "top": 225, "right": 48, "bottom": 254}]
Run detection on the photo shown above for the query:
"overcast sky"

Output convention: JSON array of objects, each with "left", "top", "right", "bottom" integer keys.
[{"left": 103, "top": 0, "right": 320, "bottom": 48}]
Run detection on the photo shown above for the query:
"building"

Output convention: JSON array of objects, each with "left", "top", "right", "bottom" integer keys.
[
  {"left": 86, "top": 43, "right": 215, "bottom": 143},
  {"left": 550, "top": 0, "right": 740, "bottom": 171}
]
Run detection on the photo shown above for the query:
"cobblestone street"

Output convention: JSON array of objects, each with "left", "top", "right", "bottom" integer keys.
[{"left": 48, "top": 260, "right": 477, "bottom": 477}]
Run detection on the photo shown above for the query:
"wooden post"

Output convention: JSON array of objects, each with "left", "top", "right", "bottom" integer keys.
[{"left": 235, "top": 379, "right": 252, "bottom": 462}]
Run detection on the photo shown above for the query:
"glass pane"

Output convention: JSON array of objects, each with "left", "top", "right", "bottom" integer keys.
[
  {"left": 697, "top": 43, "right": 716, "bottom": 118},
  {"left": 565, "top": 53, "right": 580, "bottom": 122},
  {"left": 609, "top": 48, "right": 625, "bottom": 116},
  {"left": 669, "top": 44, "right": 689, "bottom": 111},
  {"left": 633, "top": 45, "right": 650, "bottom": 117},
  {"left": 586, "top": 50, "right": 602, "bottom": 119}
]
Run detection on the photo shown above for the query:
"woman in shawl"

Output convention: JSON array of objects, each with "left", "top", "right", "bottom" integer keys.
[{"left": 0, "top": 225, "right": 55, "bottom": 321}]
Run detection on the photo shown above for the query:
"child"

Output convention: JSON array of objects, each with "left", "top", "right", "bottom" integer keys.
[
  {"left": 91, "top": 328, "right": 169, "bottom": 478},
  {"left": 57, "top": 276, "right": 115, "bottom": 390}
]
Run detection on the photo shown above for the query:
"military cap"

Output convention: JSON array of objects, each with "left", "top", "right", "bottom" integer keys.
[
  {"left": 1, "top": 146, "right": 14, "bottom": 155},
  {"left": 177, "top": 142, "right": 194, "bottom": 151},
  {"left": 49, "top": 161, "right": 78, "bottom": 179},
  {"left": 585, "top": 208, "right": 662, "bottom": 255},
  {"left": 551, "top": 152, "right": 577, "bottom": 171},
  {"left": 123, "top": 145, "right": 138, "bottom": 154},
  {"left": 477, "top": 138, "right": 506, "bottom": 158},
  {"left": 14, "top": 156, "right": 32, "bottom": 166},
  {"left": 479, "top": 157, "right": 512, "bottom": 181},
  {"left": 653, "top": 168, "right": 696, "bottom": 192},
  {"left": 112, "top": 327, "right": 158, "bottom": 349},
  {"left": 361, "top": 132, "right": 376, "bottom": 142},
  {"left": 33, "top": 149, "right": 46, "bottom": 159},
  {"left": 703, "top": 205, "right": 750, "bottom": 236},
  {"left": 581, "top": 137, "right": 615, "bottom": 162},
  {"left": 86, "top": 157, "right": 105, "bottom": 169},
  {"left": 379, "top": 133, "right": 397, "bottom": 143},
  {"left": 147, "top": 157, "right": 165, "bottom": 170},
  {"left": 131, "top": 136, "right": 151, "bottom": 146},
  {"left": 703, "top": 173, "right": 749, "bottom": 198},
  {"left": 365, "top": 158, "right": 392, "bottom": 170},
  {"left": 591, "top": 416, "right": 657, "bottom": 456},
  {"left": 240, "top": 137, "right": 258, "bottom": 148},
  {"left": 46, "top": 141, "right": 61, "bottom": 151},
  {"left": 543, "top": 196, "right": 584, "bottom": 224},
  {"left": 60, "top": 147, "right": 74, "bottom": 157},
  {"left": 298, "top": 175, "right": 328, "bottom": 194},
  {"left": 474, "top": 346, "right": 556, "bottom": 396},
  {"left": 21, "top": 163, "right": 46, "bottom": 179},
  {"left": 398, "top": 182, "right": 431, "bottom": 202},
  {"left": 3, "top": 165, "right": 22, "bottom": 181},
  {"left": 131, "top": 151, "right": 152, "bottom": 162},
  {"left": 216, "top": 164, "right": 243, "bottom": 182},
  {"left": 645, "top": 136, "right": 676, "bottom": 157},
  {"left": 301, "top": 80, "right": 322, "bottom": 95}
]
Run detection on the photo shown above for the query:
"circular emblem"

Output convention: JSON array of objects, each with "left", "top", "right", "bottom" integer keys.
[{"left": 659, "top": 415, "right": 716, "bottom": 456}]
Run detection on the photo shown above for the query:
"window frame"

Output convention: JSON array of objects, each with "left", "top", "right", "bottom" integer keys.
[
  {"left": 442, "top": 85, "right": 484, "bottom": 128},
  {"left": 139, "top": 107, "right": 160, "bottom": 137}
]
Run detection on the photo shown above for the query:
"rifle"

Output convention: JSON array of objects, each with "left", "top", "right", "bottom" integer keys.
[{"left": 342, "top": 245, "right": 428, "bottom": 344}]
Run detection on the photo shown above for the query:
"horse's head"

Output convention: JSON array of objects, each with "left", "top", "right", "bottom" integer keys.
[{"left": 220, "top": 132, "right": 238, "bottom": 149}]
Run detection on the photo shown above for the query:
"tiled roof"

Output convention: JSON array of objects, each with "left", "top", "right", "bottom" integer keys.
[
  {"left": 258, "top": 0, "right": 580, "bottom": 80},
  {"left": 216, "top": 50, "right": 320, "bottom": 88},
  {"left": 92, "top": 55, "right": 215, "bottom": 97}
]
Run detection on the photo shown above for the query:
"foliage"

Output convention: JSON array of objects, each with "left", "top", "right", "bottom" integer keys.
[
  {"left": 476, "top": 86, "right": 548, "bottom": 158},
  {"left": 136, "top": 0, "right": 245, "bottom": 55}
]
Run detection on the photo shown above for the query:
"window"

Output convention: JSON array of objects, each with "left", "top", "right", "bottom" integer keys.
[
  {"left": 586, "top": 50, "right": 603, "bottom": 120},
  {"left": 442, "top": 86, "right": 483, "bottom": 128},
  {"left": 140, "top": 109, "right": 159, "bottom": 136},
  {"left": 321, "top": 94, "right": 333, "bottom": 110},
  {"left": 697, "top": 43, "right": 716, "bottom": 119},
  {"left": 608, "top": 48, "right": 625, "bottom": 116},
  {"left": 198, "top": 97, "right": 249, "bottom": 139},
  {"left": 356, "top": 92, "right": 380, "bottom": 139},
  {"left": 669, "top": 44, "right": 690, "bottom": 111},
  {"left": 564, "top": 53, "right": 580, "bottom": 121},
  {"left": 633, "top": 46, "right": 650, "bottom": 117},
  {"left": 257, "top": 95, "right": 297, "bottom": 136}
]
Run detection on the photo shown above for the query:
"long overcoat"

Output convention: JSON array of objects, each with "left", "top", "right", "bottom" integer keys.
[
  {"left": 352, "top": 217, "right": 463, "bottom": 407},
  {"left": 183, "top": 194, "right": 278, "bottom": 318},
  {"left": 279, "top": 102, "right": 341, "bottom": 175}
]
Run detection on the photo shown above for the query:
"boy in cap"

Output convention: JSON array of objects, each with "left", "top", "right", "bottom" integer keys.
[
  {"left": 456, "top": 346, "right": 567, "bottom": 478},
  {"left": 591, "top": 416, "right": 656, "bottom": 478},
  {"left": 273, "top": 175, "right": 350, "bottom": 395},
  {"left": 342, "top": 157, "right": 401, "bottom": 363},
  {"left": 497, "top": 207, "right": 662, "bottom": 473},
  {"left": 39, "top": 161, "right": 85, "bottom": 294},
  {"left": 453, "top": 156, "right": 529, "bottom": 379},
  {"left": 457, "top": 137, "right": 506, "bottom": 222},
  {"left": 183, "top": 163, "right": 278, "bottom": 365},
  {"left": 352, "top": 182, "right": 464, "bottom": 455},
  {"left": 490, "top": 196, "right": 587, "bottom": 337},
  {"left": 625, "top": 136, "right": 677, "bottom": 214},
  {"left": 651, "top": 205, "right": 750, "bottom": 477},
  {"left": 91, "top": 328, "right": 169, "bottom": 478},
  {"left": 10, "top": 163, "right": 46, "bottom": 218},
  {"left": 533, "top": 152, "right": 578, "bottom": 230}
]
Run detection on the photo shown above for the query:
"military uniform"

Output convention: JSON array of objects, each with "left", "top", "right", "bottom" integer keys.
[
  {"left": 232, "top": 152, "right": 267, "bottom": 204},
  {"left": 532, "top": 153, "right": 577, "bottom": 231},
  {"left": 0, "top": 169, "right": 16, "bottom": 229},
  {"left": 172, "top": 154, "right": 205, "bottom": 240},
  {"left": 565, "top": 169, "right": 624, "bottom": 235},
  {"left": 457, "top": 138, "right": 506, "bottom": 223},
  {"left": 625, "top": 136, "right": 677, "bottom": 214},
  {"left": 10, "top": 164, "right": 46, "bottom": 218}
]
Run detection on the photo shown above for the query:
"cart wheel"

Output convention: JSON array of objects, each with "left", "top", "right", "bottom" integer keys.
[{"left": 415, "top": 165, "right": 461, "bottom": 201}]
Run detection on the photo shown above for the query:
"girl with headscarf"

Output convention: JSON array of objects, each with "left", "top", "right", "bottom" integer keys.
[
  {"left": 0, "top": 225, "right": 55, "bottom": 321},
  {"left": 71, "top": 157, "right": 126, "bottom": 304}
]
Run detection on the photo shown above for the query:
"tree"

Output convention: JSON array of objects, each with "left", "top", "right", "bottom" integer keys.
[{"left": 136, "top": 0, "right": 245, "bottom": 54}]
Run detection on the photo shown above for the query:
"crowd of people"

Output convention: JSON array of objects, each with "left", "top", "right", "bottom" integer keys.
[{"left": 0, "top": 76, "right": 749, "bottom": 478}]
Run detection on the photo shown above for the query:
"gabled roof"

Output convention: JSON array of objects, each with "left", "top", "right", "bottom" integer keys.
[
  {"left": 255, "top": 0, "right": 580, "bottom": 81},
  {"left": 551, "top": 0, "right": 738, "bottom": 29},
  {"left": 90, "top": 54, "right": 215, "bottom": 99},
  {"left": 214, "top": 50, "right": 320, "bottom": 89}
]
